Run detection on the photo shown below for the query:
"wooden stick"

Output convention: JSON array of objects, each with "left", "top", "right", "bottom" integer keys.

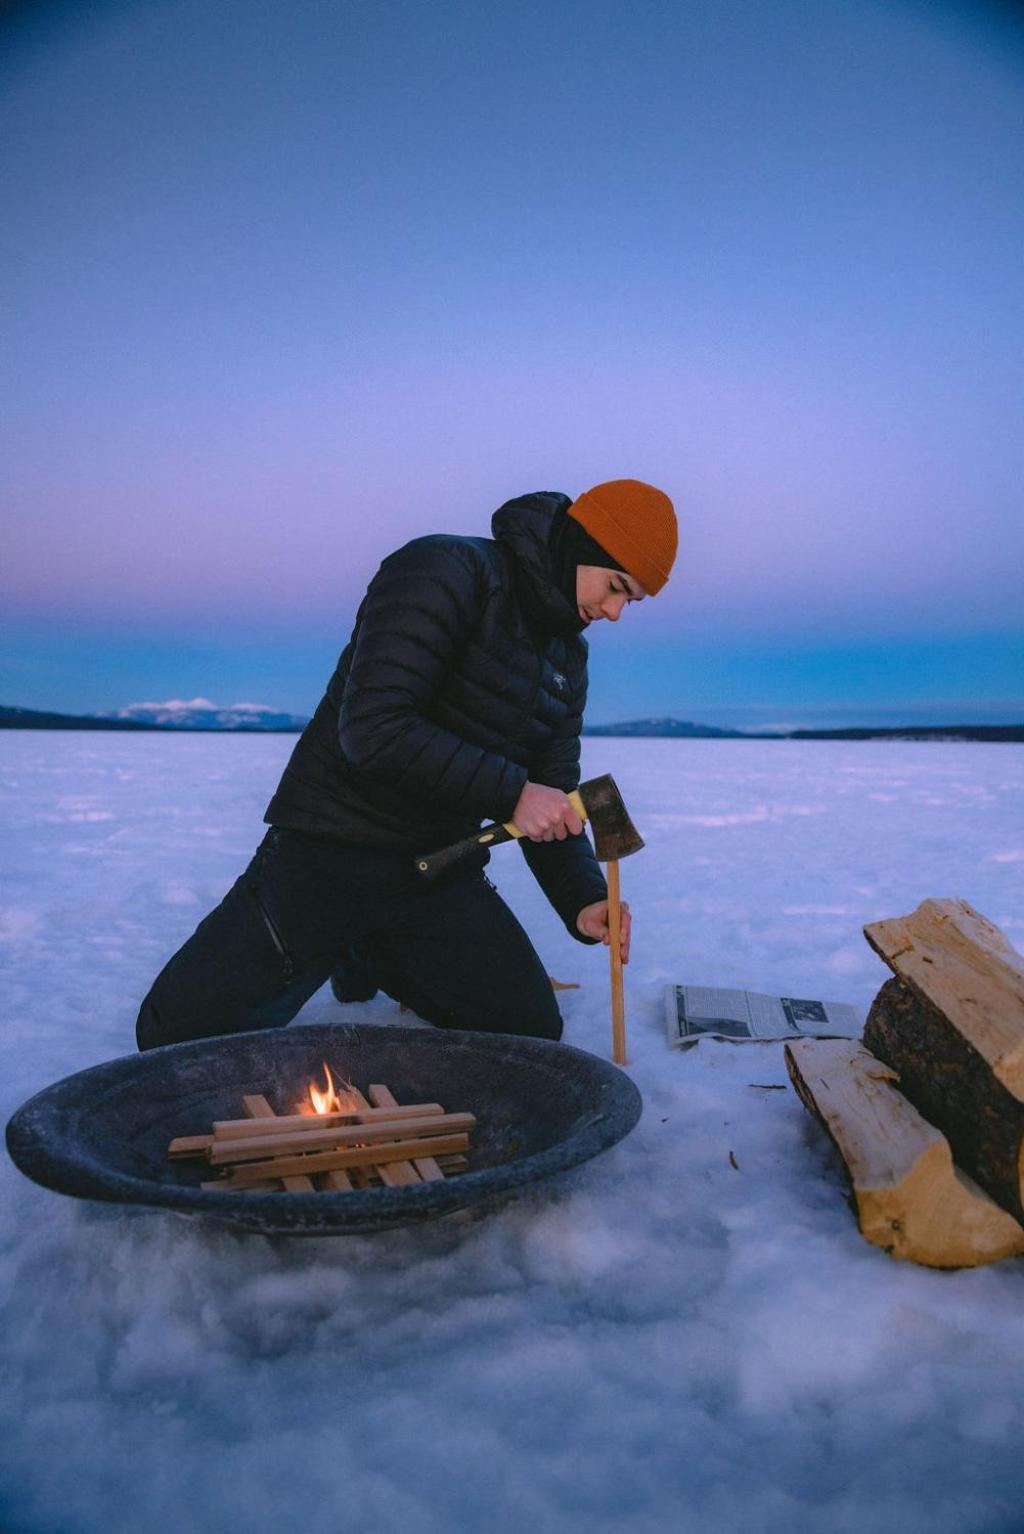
[
  {"left": 171, "top": 1102, "right": 447, "bottom": 1159},
  {"left": 338, "top": 1084, "right": 402, "bottom": 1186},
  {"left": 348, "top": 1083, "right": 423, "bottom": 1186},
  {"left": 607, "top": 858, "right": 627, "bottom": 1065},
  {"left": 193, "top": 1140, "right": 463, "bottom": 1189},
  {"left": 335, "top": 1079, "right": 416, "bottom": 1184},
  {"left": 241, "top": 1095, "right": 315, "bottom": 1193},
  {"left": 377, "top": 1160, "right": 421, "bottom": 1186},
  {"left": 369, "top": 1084, "right": 444, "bottom": 1181},
  {"left": 168, "top": 1134, "right": 215, "bottom": 1159},
  {"left": 319, "top": 1169, "right": 354, "bottom": 1191},
  {"left": 207, "top": 1132, "right": 470, "bottom": 1188},
  {"left": 211, "top": 1101, "right": 444, "bottom": 1139},
  {"left": 207, "top": 1111, "right": 476, "bottom": 1166}
]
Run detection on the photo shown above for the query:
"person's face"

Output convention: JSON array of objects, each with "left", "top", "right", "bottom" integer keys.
[{"left": 575, "top": 565, "right": 647, "bottom": 626}]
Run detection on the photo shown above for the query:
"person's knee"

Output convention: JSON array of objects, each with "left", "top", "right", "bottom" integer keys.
[
  {"left": 135, "top": 993, "right": 166, "bottom": 1052},
  {"left": 380, "top": 978, "right": 563, "bottom": 1040},
  {"left": 496, "top": 983, "right": 563, "bottom": 1041},
  {"left": 532, "top": 1004, "right": 563, "bottom": 1042},
  {"left": 135, "top": 977, "right": 198, "bottom": 1051}
]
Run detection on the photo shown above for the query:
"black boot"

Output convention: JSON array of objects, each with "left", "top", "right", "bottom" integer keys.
[{"left": 329, "top": 941, "right": 379, "bottom": 1004}]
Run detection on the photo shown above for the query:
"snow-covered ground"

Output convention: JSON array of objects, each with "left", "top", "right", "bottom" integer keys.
[{"left": 2, "top": 732, "right": 1023, "bottom": 1534}]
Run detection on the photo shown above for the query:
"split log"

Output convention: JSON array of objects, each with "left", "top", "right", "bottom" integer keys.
[
  {"left": 786, "top": 1038, "right": 1024, "bottom": 1268},
  {"left": 863, "top": 899, "right": 1024, "bottom": 1221}
]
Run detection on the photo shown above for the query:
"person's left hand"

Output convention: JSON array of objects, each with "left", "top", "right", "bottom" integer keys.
[{"left": 576, "top": 899, "right": 631, "bottom": 963}]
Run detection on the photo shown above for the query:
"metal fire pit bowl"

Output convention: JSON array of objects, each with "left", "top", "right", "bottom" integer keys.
[{"left": 5, "top": 1024, "right": 643, "bottom": 1236}]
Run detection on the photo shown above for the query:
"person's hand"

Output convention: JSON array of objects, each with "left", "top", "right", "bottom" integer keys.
[
  {"left": 512, "top": 781, "right": 584, "bottom": 842},
  {"left": 576, "top": 899, "right": 631, "bottom": 963}
]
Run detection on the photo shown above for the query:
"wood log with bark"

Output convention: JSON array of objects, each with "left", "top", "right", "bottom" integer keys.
[
  {"left": 862, "top": 898, "right": 1024, "bottom": 1222},
  {"left": 785, "top": 1038, "right": 1024, "bottom": 1268}
]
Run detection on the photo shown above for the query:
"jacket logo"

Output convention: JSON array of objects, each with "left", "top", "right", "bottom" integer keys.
[{"left": 552, "top": 671, "right": 567, "bottom": 691}]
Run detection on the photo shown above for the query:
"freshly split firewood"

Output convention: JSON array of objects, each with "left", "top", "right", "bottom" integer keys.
[
  {"left": 786, "top": 1038, "right": 1024, "bottom": 1268},
  {"left": 862, "top": 898, "right": 1024, "bottom": 1222}
]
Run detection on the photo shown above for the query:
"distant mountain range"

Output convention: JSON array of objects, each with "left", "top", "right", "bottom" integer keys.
[
  {"left": 581, "top": 717, "right": 756, "bottom": 738},
  {"left": 92, "top": 699, "right": 311, "bottom": 731},
  {"left": 783, "top": 725, "right": 1024, "bottom": 742},
  {"left": 2, "top": 705, "right": 1021, "bottom": 742},
  {"left": 0, "top": 702, "right": 310, "bottom": 732},
  {"left": 1, "top": 706, "right": 158, "bottom": 732},
  {"left": 581, "top": 717, "right": 1023, "bottom": 741}
]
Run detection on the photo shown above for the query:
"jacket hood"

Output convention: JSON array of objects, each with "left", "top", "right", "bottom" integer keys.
[{"left": 491, "top": 491, "right": 583, "bottom": 637}]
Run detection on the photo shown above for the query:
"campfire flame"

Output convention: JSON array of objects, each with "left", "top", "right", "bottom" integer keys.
[{"left": 300, "top": 1061, "right": 361, "bottom": 1117}]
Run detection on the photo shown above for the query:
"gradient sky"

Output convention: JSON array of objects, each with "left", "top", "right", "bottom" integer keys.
[{"left": 3, "top": 0, "right": 1022, "bottom": 727}]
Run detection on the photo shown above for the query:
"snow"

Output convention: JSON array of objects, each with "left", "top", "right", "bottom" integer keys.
[{"left": 1, "top": 732, "right": 1023, "bottom": 1534}]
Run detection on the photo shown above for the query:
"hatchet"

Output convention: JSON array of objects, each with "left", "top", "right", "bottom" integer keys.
[{"left": 414, "top": 774, "right": 644, "bottom": 1065}]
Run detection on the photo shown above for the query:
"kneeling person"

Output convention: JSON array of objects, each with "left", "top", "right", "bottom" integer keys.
[{"left": 135, "top": 479, "right": 678, "bottom": 1050}]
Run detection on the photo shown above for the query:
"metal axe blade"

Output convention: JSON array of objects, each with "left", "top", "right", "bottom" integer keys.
[{"left": 574, "top": 774, "right": 644, "bottom": 862}]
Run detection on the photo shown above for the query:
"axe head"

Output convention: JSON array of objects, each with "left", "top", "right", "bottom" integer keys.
[{"left": 577, "top": 774, "right": 644, "bottom": 862}]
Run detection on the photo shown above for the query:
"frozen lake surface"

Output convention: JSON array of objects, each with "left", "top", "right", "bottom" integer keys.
[{"left": 2, "top": 733, "right": 1023, "bottom": 1533}]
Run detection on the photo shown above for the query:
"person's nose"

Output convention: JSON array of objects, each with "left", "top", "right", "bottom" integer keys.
[{"left": 602, "top": 595, "right": 626, "bottom": 621}]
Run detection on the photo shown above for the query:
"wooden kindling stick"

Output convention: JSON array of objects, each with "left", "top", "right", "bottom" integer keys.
[
  {"left": 169, "top": 1100, "right": 446, "bottom": 1159},
  {"left": 241, "top": 1095, "right": 315, "bottom": 1194},
  {"left": 346, "top": 1083, "right": 421, "bottom": 1188},
  {"left": 212, "top": 1100, "right": 444, "bottom": 1139},
  {"left": 356, "top": 1154, "right": 467, "bottom": 1181},
  {"left": 201, "top": 1132, "right": 470, "bottom": 1190},
  {"left": 368, "top": 1083, "right": 444, "bottom": 1181},
  {"left": 206, "top": 1111, "right": 475, "bottom": 1166},
  {"left": 178, "top": 1081, "right": 474, "bottom": 1193}
]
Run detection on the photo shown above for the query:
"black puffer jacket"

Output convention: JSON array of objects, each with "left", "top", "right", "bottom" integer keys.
[{"left": 264, "top": 492, "right": 607, "bottom": 938}]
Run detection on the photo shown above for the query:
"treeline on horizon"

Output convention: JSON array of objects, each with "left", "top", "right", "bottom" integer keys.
[{"left": 1, "top": 705, "right": 1021, "bottom": 743}]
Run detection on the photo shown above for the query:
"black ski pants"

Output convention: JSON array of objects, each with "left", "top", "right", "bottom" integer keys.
[{"left": 135, "top": 827, "right": 563, "bottom": 1050}]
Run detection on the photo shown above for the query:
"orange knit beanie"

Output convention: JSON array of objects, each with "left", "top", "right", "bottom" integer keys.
[{"left": 568, "top": 479, "right": 678, "bottom": 595}]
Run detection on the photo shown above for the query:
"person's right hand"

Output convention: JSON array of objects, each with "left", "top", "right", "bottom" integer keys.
[{"left": 511, "top": 782, "right": 584, "bottom": 842}]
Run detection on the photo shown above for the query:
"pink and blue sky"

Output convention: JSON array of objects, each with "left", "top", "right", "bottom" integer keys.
[{"left": 3, "top": 0, "right": 1022, "bottom": 728}]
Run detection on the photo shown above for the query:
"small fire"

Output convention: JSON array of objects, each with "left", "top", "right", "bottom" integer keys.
[{"left": 300, "top": 1061, "right": 361, "bottom": 1117}]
